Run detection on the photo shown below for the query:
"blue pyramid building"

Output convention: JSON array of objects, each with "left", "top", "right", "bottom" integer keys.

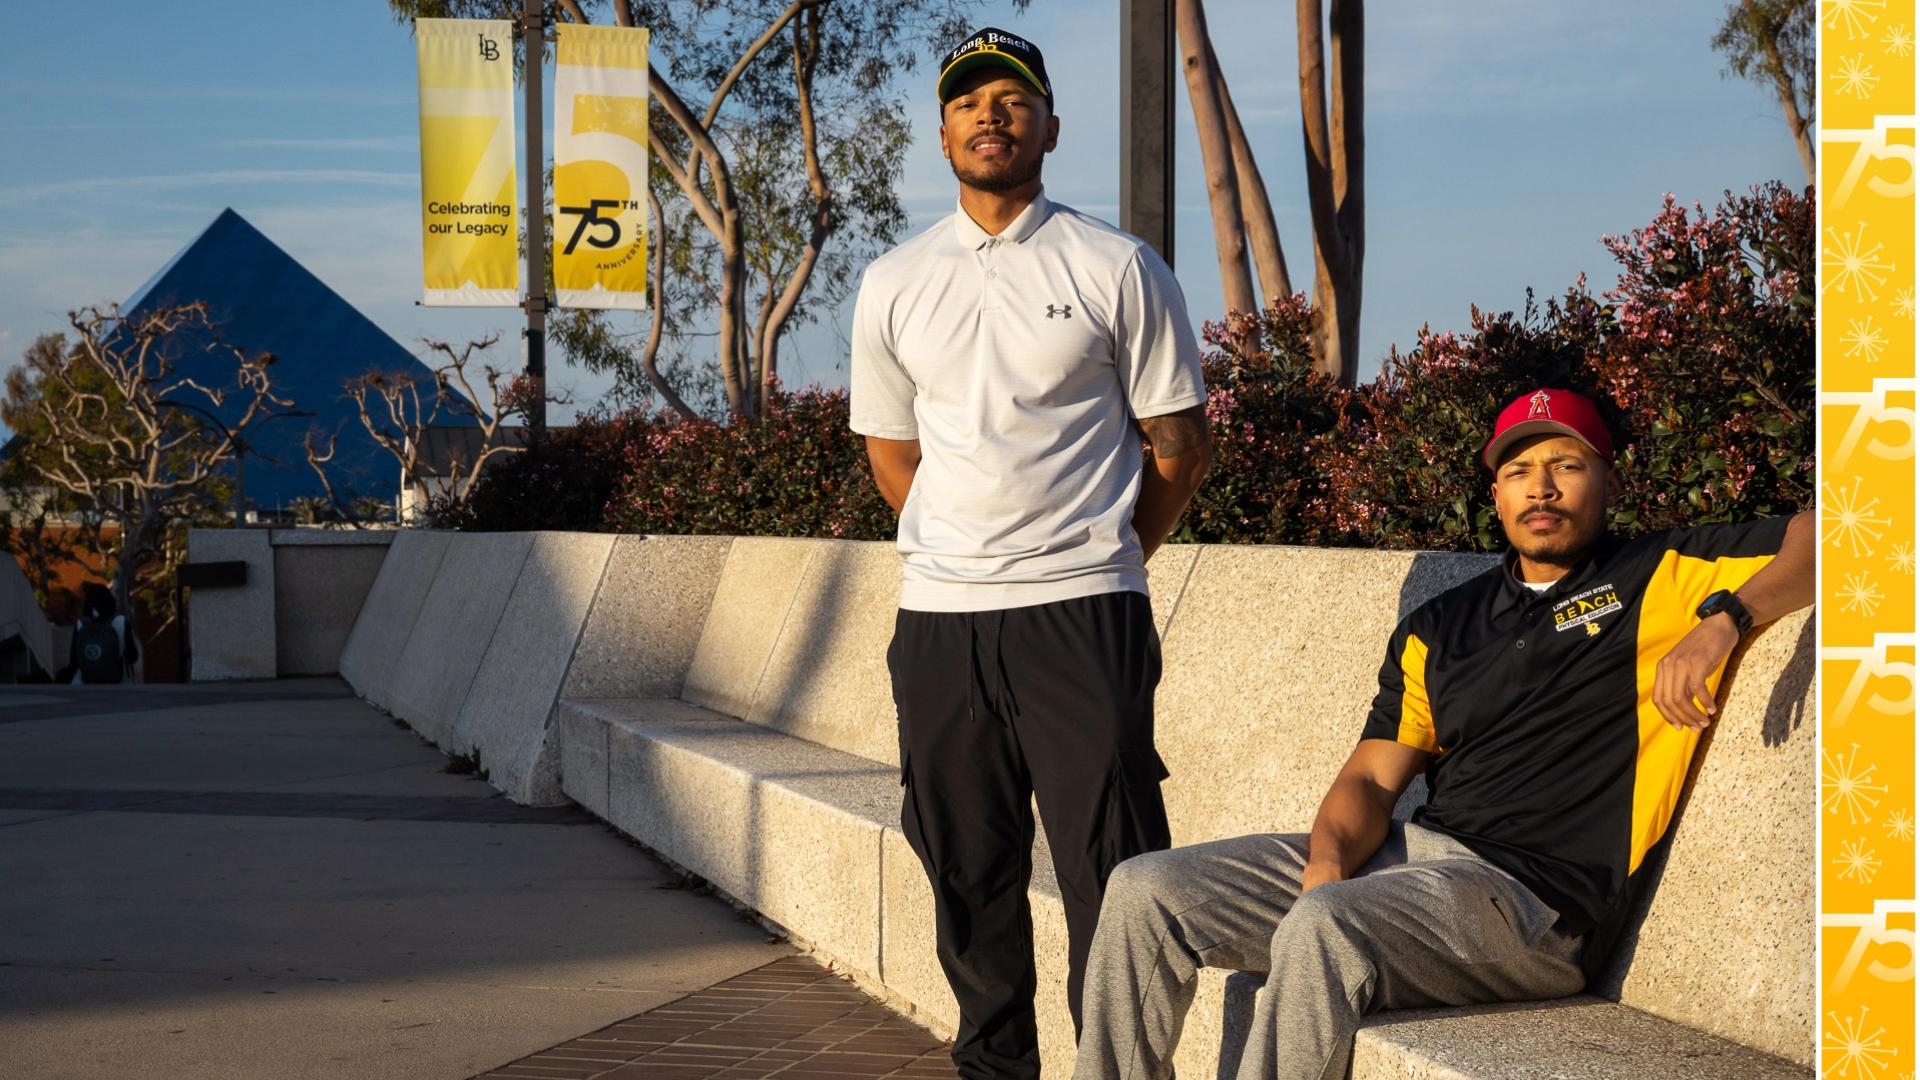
[{"left": 122, "top": 208, "right": 475, "bottom": 510}]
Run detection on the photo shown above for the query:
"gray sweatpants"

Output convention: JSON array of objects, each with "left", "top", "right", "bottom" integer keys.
[{"left": 1072, "top": 822, "right": 1586, "bottom": 1080}]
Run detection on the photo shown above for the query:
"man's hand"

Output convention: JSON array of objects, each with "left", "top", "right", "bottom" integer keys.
[
  {"left": 1305, "top": 739, "right": 1428, "bottom": 888},
  {"left": 1652, "top": 614, "right": 1742, "bottom": 730},
  {"left": 1650, "top": 511, "right": 1815, "bottom": 731},
  {"left": 1301, "top": 860, "right": 1346, "bottom": 895}
]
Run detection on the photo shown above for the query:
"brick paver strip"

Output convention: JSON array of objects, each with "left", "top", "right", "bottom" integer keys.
[{"left": 476, "top": 956, "right": 959, "bottom": 1079}]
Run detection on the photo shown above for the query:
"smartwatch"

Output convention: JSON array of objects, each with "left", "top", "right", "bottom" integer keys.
[{"left": 1696, "top": 589, "right": 1753, "bottom": 637}]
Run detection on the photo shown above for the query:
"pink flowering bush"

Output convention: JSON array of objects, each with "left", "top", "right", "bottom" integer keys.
[
  {"left": 1592, "top": 182, "right": 1813, "bottom": 532},
  {"left": 446, "top": 387, "right": 893, "bottom": 538},
  {"left": 1185, "top": 183, "right": 1809, "bottom": 552},
  {"left": 1173, "top": 299, "right": 1357, "bottom": 545},
  {"left": 600, "top": 387, "right": 893, "bottom": 539},
  {"left": 443, "top": 410, "right": 652, "bottom": 532},
  {"left": 452, "top": 185, "right": 1811, "bottom": 552}
]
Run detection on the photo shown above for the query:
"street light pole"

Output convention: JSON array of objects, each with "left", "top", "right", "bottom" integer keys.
[
  {"left": 522, "top": 0, "right": 548, "bottom": 439},
  {"left": 1121, "top": 0, "right": 1175, "bottom": 268}
]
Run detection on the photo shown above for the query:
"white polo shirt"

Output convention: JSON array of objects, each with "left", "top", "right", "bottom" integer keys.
[{"left": 849, "top": 190, "right": 1205, "bottom": 613}]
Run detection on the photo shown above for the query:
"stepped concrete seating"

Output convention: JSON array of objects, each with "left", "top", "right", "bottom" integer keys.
[{"left": 342, "top": 531, "right": 1816, "bottom": 1078}]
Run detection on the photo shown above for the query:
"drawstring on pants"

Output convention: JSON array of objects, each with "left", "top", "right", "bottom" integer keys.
[{"left": 966, "top": 611, "right": 1022, "bottom": 726}]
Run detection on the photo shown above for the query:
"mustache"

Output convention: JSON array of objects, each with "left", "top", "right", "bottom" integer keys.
[{"left": 1516, "top": 504, "right": 1568, "bottom": 521}]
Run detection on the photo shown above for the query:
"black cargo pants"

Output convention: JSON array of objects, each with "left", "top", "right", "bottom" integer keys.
[{"left": 889, "top": 590, "right": 1173, "bottom": 1080}]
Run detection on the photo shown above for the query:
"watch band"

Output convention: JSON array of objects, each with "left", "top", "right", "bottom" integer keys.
[{"left": 1697, "top": 589, "right": 1754, "bottom": 636}]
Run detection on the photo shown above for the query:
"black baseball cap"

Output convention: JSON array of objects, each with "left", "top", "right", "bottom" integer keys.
[{"left": 937, "top": 27, "right": 1052, "bottom": 106}]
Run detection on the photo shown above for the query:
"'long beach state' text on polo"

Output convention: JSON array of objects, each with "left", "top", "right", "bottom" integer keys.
[{"left": 850, "top": 191, "right": 1205, "bottom": 612}]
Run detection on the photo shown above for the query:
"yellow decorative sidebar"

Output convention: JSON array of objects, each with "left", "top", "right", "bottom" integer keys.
[{"left": 1819, "top": 1, "right": 1917, "bottom": 1076}]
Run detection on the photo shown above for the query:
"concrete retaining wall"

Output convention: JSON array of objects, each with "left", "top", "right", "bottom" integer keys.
[
  {"left": 188, "top": 527, "right": 395, "bottom": 681},
  {"left": 330, "top": 532, "right": 734, "bottom": 805},
  {"left": 187, "top": 529, "right": 276, "bottom": 681},
  {"left": 385, "top": 532, "right": 537, "bottom": 746},
  {"left": 270, "top": 530, "right": 395, "bottom": 676},
  {"left": 314, "top": 531, "right": 1815, "bottom": 1076},
  {"left": 562, "top": 535, "right": 733, "bottom": 700},
  {"left": 337, "top": 530, "right": 450, "bottom": 708},
  {"left": 448, "top": 532, "right": 614, "bottom": 804}
]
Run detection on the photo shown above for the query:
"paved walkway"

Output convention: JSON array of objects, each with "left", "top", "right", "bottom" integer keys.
[{"left": 0, "top": 680, "right": 952, "bottom": 1079}]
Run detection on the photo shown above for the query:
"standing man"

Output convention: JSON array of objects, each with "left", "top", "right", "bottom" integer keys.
[
  {"left": 850, "top": 26, "right": 1213, "bottom": 1080},
  {"left": 1072, "top": 388, "right": 1814, "bottom": 1080}
]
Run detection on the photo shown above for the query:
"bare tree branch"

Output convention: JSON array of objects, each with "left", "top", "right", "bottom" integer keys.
[
  {"left": 14, "top": 301, "right": 289, "bottom": 617},
  {"left": 640, "top": 185, "right": 699, "bottom": 420}
]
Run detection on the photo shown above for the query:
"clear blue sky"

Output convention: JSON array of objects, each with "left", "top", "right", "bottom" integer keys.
[{"left": 0, "top": 1, "right": 1801, "bottom": 423}]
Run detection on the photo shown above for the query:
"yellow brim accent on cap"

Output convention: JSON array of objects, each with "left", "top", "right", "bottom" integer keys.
[{"left": 937, "top": 49, "right": 1050, "bottom": 102}]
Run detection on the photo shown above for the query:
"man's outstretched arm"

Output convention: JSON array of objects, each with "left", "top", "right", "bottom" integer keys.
[
  {"left": 865, "top": 435, "right": 922, "bottom": 514},
  {"left": 1134, "top": 405, "right": 1213, "bottom": 561},
  {"left": 1653, "top": 510, "right": 1816, "bottom": 730},
  {"left": 1303, "top": 739, "right": 1431, "bottom": 893}
]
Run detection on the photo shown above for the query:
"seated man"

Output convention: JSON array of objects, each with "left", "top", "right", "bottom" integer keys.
[{"left": 1073, "top": 388, "right": 1814, "bottom": 1080}]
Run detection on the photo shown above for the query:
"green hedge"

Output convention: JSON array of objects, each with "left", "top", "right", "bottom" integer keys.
[{"left": 449, "top": 183, "right": 1813, "bottom": 550}]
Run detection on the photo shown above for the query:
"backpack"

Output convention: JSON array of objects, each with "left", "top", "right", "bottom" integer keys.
[{"left": 73, "top": 622, "right": 124, "bottom": 684}]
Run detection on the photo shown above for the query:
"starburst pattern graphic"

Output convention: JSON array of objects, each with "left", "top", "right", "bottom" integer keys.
[
  {"left": 1840, "top": 572, "right": 1884, "bottom": 616},
  {"left": 1827, "top": 0, "right": 1888, "bottom": 40},
  {"left": 1825, "top": 223, "right": 1895, "bottom": 302},
  {"left": 1834, "top": 54, "right": 1883, "bottom": 98},
  {"left": 1824, "top": 743, "right": 1889, "bottom": 825},
  {"left": 1835, "top": 837, "right": 1884, "bottom": 883},
  {"left": 1844, "top": 315, "right": 1888, "bottom": 362},
  {"left": 1896, "top": 286, "right": 1917, "bottom": 319},
  {"left": 1824, "top": 1006, "right": 1894, "bottom": 1078},
  {"left": 1885, "top": 23, "right": 1916, "bottom": 55},
  {"left": 1824, "top": 478, "right": 1890, "bottom": 557},
  {"left": 1890, "top": 542, "right": 1916, "bottom": 575},
  {"left": 1886, "top": 807, "right": 1915, "bottom": 842}
]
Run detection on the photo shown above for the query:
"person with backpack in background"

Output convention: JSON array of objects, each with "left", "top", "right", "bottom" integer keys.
[{"left": 60, "top": 583, "right": 139, "bottom": 685}]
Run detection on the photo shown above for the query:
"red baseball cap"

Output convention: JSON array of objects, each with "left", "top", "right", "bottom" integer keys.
[{"left": 1480, "top": 388, "right": 1614, "bottom": 469}]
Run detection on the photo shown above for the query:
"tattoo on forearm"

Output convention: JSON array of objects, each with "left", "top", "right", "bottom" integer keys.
[{"left": 1138, "top": 412, "right": 1210, "bottom": 460}]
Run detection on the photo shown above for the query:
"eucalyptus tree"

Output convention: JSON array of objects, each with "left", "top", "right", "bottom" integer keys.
[
  {"left": 1712, "top": 0, "right": 1814, "bottom": 184},
  {"left": 1175, "top": 0, "right": 1361, "bottom": 384},
  {"left": 393, "top": 0, "right": 1007, "bottom": 420}
]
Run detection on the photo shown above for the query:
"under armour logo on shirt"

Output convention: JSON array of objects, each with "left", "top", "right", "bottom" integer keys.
[{"left": 1046, "top": 304, "right": 1072, "bottom": 319}]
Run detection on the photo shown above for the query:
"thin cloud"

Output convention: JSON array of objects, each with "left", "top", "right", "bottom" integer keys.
[
  {"left": 224, "top": 136, "right": 417, "bottom": 152},
  {"left": 0, "top": 170, "right": 417, "bottom": 205},
  {"left": 124, "top": 84, "right": 414, "bottom": 108}
]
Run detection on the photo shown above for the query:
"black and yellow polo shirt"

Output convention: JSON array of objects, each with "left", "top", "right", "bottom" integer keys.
[{"left": 1359, "top": 517, "right": 1793, "bottom": 972}]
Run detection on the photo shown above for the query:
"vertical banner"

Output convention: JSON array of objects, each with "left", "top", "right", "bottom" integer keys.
[
  {"left": 1817, "top": 1, "right": 1916, "bottom": 1077},
  {"left": 553, "top": 24, "right": 650, "bottom": 310},
  {"left": 415, "top": 18, "right": 519, "bottom": 307}
]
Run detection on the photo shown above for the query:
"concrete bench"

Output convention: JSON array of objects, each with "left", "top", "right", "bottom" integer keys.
[{"left": 334, "top": 531, "right": 1815, "bottom": 1078}]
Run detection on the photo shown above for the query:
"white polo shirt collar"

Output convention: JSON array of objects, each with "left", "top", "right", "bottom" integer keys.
[{"left": 951, "top": 189, "right": 1054, "bottom": 250}]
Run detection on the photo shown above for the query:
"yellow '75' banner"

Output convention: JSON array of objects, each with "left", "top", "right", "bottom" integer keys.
[
  {"left": 554, "top": 24, "right": 650, "bottom": 310},
  {"left": 1818, "top": 1, "right": 1916, "bottom": 1076},
  {"left": 414, "top": 18, "right": 519, "bottom": 307}
]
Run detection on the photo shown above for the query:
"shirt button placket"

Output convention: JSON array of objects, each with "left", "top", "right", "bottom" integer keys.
[{"left": 979, "top": 238, "right": 1000, "bottom": 312}]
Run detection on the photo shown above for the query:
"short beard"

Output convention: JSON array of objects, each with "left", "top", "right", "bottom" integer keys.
[
  {"left": 950, "top": 150, "right": 1044, "bottom": 193},
  {"left": 1506, "top": 506, "right": 1603, "bottom": 566}
]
